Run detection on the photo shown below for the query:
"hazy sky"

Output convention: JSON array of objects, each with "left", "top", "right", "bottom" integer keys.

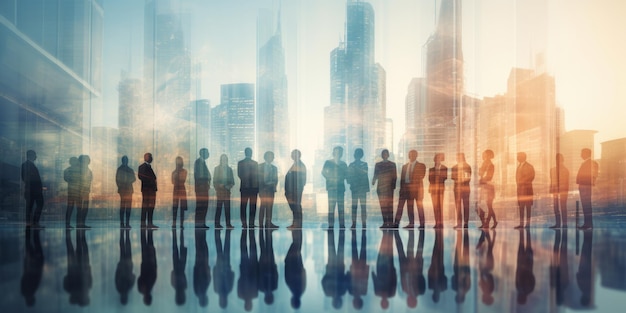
[{"left": 98, "top": 0, "right": 626, "bottom": 161}]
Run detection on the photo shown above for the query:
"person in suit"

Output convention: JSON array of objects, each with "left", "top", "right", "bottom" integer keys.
[
  {"left": 515, "top": 228, "right": 535, "bottom": 304},
  {"left": 214, "top": 229, "right": 234, "bottom": 309},
  {"left": 286, "top": 149, "right": 306, "bottom": 229},
  {"left": 21, "top": 227, "right": 44, "bottom": 307},
  {"left": 576, "top": 148, "right": 598, "bottom": 230},
  {"left": 428, "top": 228, "right": 447, "bottom": 303},
  {"left": 116, "top": 156, "right": 136, "bottom": 228},
  {"left": 76, "top": 155, "right": 93, "bottom": 229},
  {"left": 372, "top": 230, "right": 397, "bottom": 309},
  {"left": 394, "top": 150, "right": 426, "bottom": 229},
  {"left": 347, "top": 229, "right": 368, "bottom": 310},
  {"left": 194, "top": 148, "right": 211, "bottom": 229},
  {"left": 476, "top": 229, "right": 496, "bottom": 306},
  {"left": 115, "top": 229, "right": 134, "bottom": 305},
  {"left": 259, "top": 229, "right": 278, "bottom": 305},
  {"left": 394, "top": 230, "right": 426, "bottom": 309},
  {"left": 515, "top": 152, "right": 535, "bottom": 229},
  {"left": 194, "top": 229, "right": 211, "bottom": 307},
  {"left": 322, "top": 230, "right": 348, "bottom": 309},
  {"left": 478, "top": 150, "right": 497, "bottom": 229},
  {"left": 238, "top": 147, "right": 259, "bottom": 228},
  {"left": 285, "top": 230, "right": 306, "bottom": 309},
  {"left": 171, "top": 156, "right": 188, "bottom": 228},
  {"left": 549, "top": 229, "right": 569, "bottom": 307},
  {"left": 63, "top": 229, "right": 92, "bottom": 306},
  {"left": 138, "top": 229, "right": 157, "bottom": 305},
  {"left": 550, "top": 153, "right": 569, "bottom": 228},
  {"left": 452, "top": 153, "right": 471, "bottom": 229},
  {"left": 64, "top": 156, "right": 80, "bottom": 228},
  {"left": 171, "top": 229, "right": 187, "bottom": 305},
  {"left": 237, "top": 229, "right": 259, "bottom": 311},
  {"left": 429, "top": 153, "right": 447, "bottom": 229},
  {"left": 139, "top": 153, "right": 158, "bottom": 229},
  {"left": 323, "top": 146, "right": 348, "bottom": 228},
  {"left": 21, "top": 150, "right": 44, "bottom": 227},
  {"left": 214, "top": 154, "right": 235, "bottom": 229},
  {"left": 372, "top": 149, "right": 397, "bottom": 229},
  {"left": 347, "top": 148, "right": 370, "bottom": 229},
  {"left": 451, "top": 229, "right": 471, "bottom": 303},
  {"left": 258, "top": 151, "right": 279, "bottom": 229}
]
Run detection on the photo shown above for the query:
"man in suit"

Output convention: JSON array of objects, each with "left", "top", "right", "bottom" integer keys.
[
  {"left": 429, "top": 153, "right": 447, "bottom": 228},
  {"left": 372, "top": 149, "right": 397, "bottom": 229},
  {"left": 549, "top": 153, "right": 569, "bottom": 228},
  {"left": 21, "top": 150, "right": 44, "bottom": 228},
  {"left": 139, "top": 153, "right": 158, "bottom": 228},
  {"left": 394, "top": 150, "right": 426, "bottom": 229},
  {"left": 258, "top": 151, "right": 278, "bottom": 228},
  {"left": 576, "top": 148, "right": 598, "bottom": 230},
  {"left": 286, "top": 150, "right": 306, "bottom": 229},
  {"left": 238, "top": 148, "right": 259, "bottom": 228},
  {"left": 452, "top": 153, "right": 471, "bottom": 229},
  {"left": 347, "top": 148, "right": 370, "bottom": 229},
  {"left": 322, "top": 146, "right": 348, "bottom": 228},
  {"left": 515, "top": 152, "right": 535, "bottom": 229},
  {"left": 194, "top": 148, "right": 211, "bottom": 229}
]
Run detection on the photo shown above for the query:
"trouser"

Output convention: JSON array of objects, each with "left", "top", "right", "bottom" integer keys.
[
  {"left": 327, "top": 189, "right": 345, "bottom": 226},
  {"left": 141, "top": 192, "right": 156, "bottom": 225},
  {"left": 240, "top": 189, "right": 258, "bottom": 226},
  {"left": 77, "top": 196, "right": 90, "bottom": 226},
  {"left": 25, "top": 193, "right": 43, "bottom": 225},
  {"left": 579, "top": 185, "right": 593, "bottom": 226},
  {"left": 377, "top": 190, "right": 394, "bottom": 226},
  {"left": 119, "top": 193, "right": 132, "bottom": 225},
  {"left": 454, "top": 186, "right": 470, "bottom": 225},
  {"left": 431, "top": 190, "right": 444, "bottom": 226},
  {"left": 351, "top": 191, "right": 367, "bottom": 225},
  {"left": 172, "top": 192, "right": 187, "bottom": 225},
  {"left": 258, "top": 190, "right": 275, "bottom": 226},
  {"left": 215, "top": 194, "right": 231, "bottom": 225},
  {"left": 66, "top": 195, "right": 79, "bottom": 225},
  {"left": 195, "top": 187, "right": 209, "bottom": 226},
  {"left": 287, "top": 192, "right": 303, "bottom": 226},
  {"left": 552, "top": 192, "right": 567, "bottom": 225}
]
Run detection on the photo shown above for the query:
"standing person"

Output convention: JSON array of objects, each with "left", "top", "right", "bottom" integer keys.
[
  {"left": 372, "top": 149, "right": 397, "bottom": 229},
  {"left": 285, "top": 149, "right": 306, "bottom": 229},
  {"left": 214, "top": 154, "right": 234, "bottom": 229},
  {"left": 64, "top": 157, "right": 80, "bottom": 228},
  {"left": 515, "top": 152, "right": 535, "bottom": 229},
  {"left": 478, "top": 150, "right": 497, "bottom": 229},
  {"left": 21, "top": 150, "right": 44, "bottom": 227},
  {"left": 77, "top": 155, "right": 93, "bottom": 229},
  {"left": 394, "top": 150, "right": 426, "bottom": 229},
  {"left": 213, "top": 229, "right": 235, "bottom": 309},
  {"left": 171, "top": 156, "right": 188, "bottom": 228},
  {"left": 322, "top": 146, "right": 348, "bottom": 229},
  {"left": 550, "top": 153, "right": 569, "bottom": 229},
  {"left": 238, "top": 147, "right": 259, "bottom": 228},
  {"left": 194, "top": 148, "right": 211, "bottom": 229},
  {"left": 347, "top": 148, "right": 369, "bottom": 229},
  {"left": 285, "top": 230, "right": 306, "bottom": 309},
  {"left": 116, "top": 156, "right": 136, "bottom": 228},
  {"left": 576, "top": 148, "right": 598, "bottom": 230},
  {"left": 139, "top": 153, "right": 158, "bottom": 229},
  {"left": 347, "top": 229, "right": 369, "bottom": 309},
  {"left": 429, "top": 153, "right": 447, "bottom": 229},
  {"left": 258, "top": 151, "right": 279, "bottom": 229},
  {"left": 451, "top": 153, "right": 471, "bottom": 229}
]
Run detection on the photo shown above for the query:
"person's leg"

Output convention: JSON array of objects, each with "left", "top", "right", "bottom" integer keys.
[
  {"left": 25, "top": 196, "right": 34, "bottom": 225},
  {"left": 416, "top": 198, "right": 425, "bottom": 227},
  {"left": 559, "top": 193, "right": 567, "bottom": 226},
  {"left": 33, "top": 195, "right": 44, "bottom": 225},
  {"left": 351, "top": 194, "right": 358, "bottom": 227},
  {"left": 249, "top": 192, "right": 258, "bottom": 227},
  {"left": 225, "top": 196, "right": 232, "bottom": 227},
  {"left": 394, "top": 193, "right": 406, "bottom": 225},
  {"left": 462, "top": 189, "right": 470, "bottom": 226},
  {"left": 338, "top": 192, "right": 345, "bottom": 227},
  {"left": 141, "top": 193, "right": 148, "bottom": 226},
  {"left": 328, "top": 190, "right": 336, "bottom": 227},
  {"left": 454, "top": 187, "right": 462, "bottom": 226},
  {"left": 240, "top": 191, "right": 249, "bottom": 227},
  {"left": 215, "top": 199, "right": 223, "bottom": 226},
  {"left": 266, "top": 193, "right": 276, "bottom": 227},
  {"left": 360, "top": 193, "right": 367, "bottom": 226},
  {"left": 580, "top": 186, "right": 593, "bottom": 227},
  {"left": 67, "top": 198, "right": 75, "bottom": 227}
]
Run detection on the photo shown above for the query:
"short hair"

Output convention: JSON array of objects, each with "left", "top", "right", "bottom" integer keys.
[{"left": 484, "top": 149, "right": 494, "bottom": 159}]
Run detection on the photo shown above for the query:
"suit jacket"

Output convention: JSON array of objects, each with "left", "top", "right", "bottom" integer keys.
[
  {"left": 576, "top": 159, "right": 598, "bottom": 186},
  {"left": 194, "top": 158, "right": 211, "bottom": 189},
  {"left": 372, "top": 161, "right": 397, "bottom": 193},
  {"left": 213, "top": 164, "right": 234, "bottom": 195},
  {"left": 21, "top": 160, "right": 42, "bottom": 196},
  {"left": 428, "top": 165, "right": 448, "bottom": 194},
  {"left": 399, "top": 161, "right": 426, "bottom": 199},
  {"left": 258, "top": 162, "right": 278, "bottom": 193},
  {"left": 115, "top": 165, "right": 135, "bottom": 194},
  {"left": 285, "top": 161, "right": 306, "bottom": 200},
  {"left": 550, "top": 165, "right": 569, "bottom": 194},
  {"left": 451, "top": 163, "right": 472, "bottom": 186},
  {"left": 238, "top": 158, "right": 259, "bottom": 191},
  {"left": 138, "top": 163, "right": 157, "bottom": 193},
  {"left": 347, "top": 160, "right": 370, "bottom": 193},
  {"left": 516, "top": 162, "right": 535, "bottom": 198},
  {"left": 322, "top": 160, "right": 347, "bottom": 192}
]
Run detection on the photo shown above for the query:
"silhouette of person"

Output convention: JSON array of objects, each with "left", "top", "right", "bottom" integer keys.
[
  {"left": 116, "top": 156, "right": 136, "bottom": 228},
  {"left": 115, "top": 229, "right": 135, "bottom": 305},
  {"left": 394, "top": 230, "right": 426, "bottom": 309},
  {"left": 372, "top": 230, "right": 396, "bottom": 309},
  {"left": 347, "top": 148, "right": 370, "bottom": 229},
  {"left": 138, "top": 229, "right": 157, "bottom": 305},
  {"left": 194, "top": 229, "right": 211, "bottom": 307},
  {"left": 258, "top": 151, "right": 279, "bottom": 229},
  {"left": 139, "top": 153, "right": 158, "bottom": 229},
  {"left": 63, "top": 229, "right": 92, "bottom": 306},
  {"left": 322, "top": 230, "right": 348, "bottom": 309},
  {"left": 478, "top": 150, "right": 497, "bottom": 229},
  {"left": 429, "top": 153, "right": 447, "bottom": 229},
  {"left": 576, "top": 148, "right": 598, "bottom": 230},
  {"left": 452, "top": 229, "right": 471, "bottom": 303},
  {"left": 238, "top": 229, "right": 259, "bottom": 311},
  {"left": 515, "top": 228, "right": 535, "bottom": 304},
  {"left": 347, "top": 229, "right": 369, "bottom": 310},
  {"left": 194, "top": 148, "right": 211, "bottom": 228},
  {"left": 577, "top": 229, "right": 593, "bottom": 307},
  {"left": 259, "top": 229, "right": 278, "bottom": 305},
  {"left": 394, "top": 150, "right": 426, "bottom": 229},
  {"left": 323, "top": 147, "right": 348, "bottom": 229},
  {"left": 171, "top": 229, "right": 187, "bottom": 305},
  {"left": 20, "top": 227, "right": 44, "bottom": 307},
  {"left": 515, "top": 152, "right": 535, "bottom": 229},
  {"left": 214, "top": 154, "right": 235, "bottom": 229},
  {"left": 238, "top": 147, "right": 259, "bottom": 228},
  {"left": 550, "top": 153, "right": 569, "bottom": 229},
  {"left": 214, "top": 229, "right": 234, "bottom": 308},
  {"left": 285, "top": 229, "right": 306, "bottom": 309},
  {"left": 171, "top": 156, "right": 188, "bottom": 228},
  {"left": 476, "top": 229, "right": 496, "bottom": 306},
  {"left": 285, "top": 149, "right": 306, "bottom": 229},
  {"left": 428, "top": 228, "right": 447, "bottom": 303},
  {"left": 452, "top": 153, "right": 471, "bottom": 229},
  {"left": 372, "top": 149, "right": 397, "bottom": 229},
  {"left": 549, "top": 229, "right": 569, "bottom": 307},
  {"left": 76, "top": 155, "right": 92, "bottom": 228},
  {"left": 21, "top": 150, "right": 44, "bottom": 227},
  {"left": 64, "top": 156, "right": 80, "bottom": 228}
]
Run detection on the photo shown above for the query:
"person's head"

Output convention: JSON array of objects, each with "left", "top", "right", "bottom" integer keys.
[
  {"left": 79, "top": 155, "right": 90, "bottom": 166},
  {"left": 457, "top": 152, "right": 466, "bottom": 163},
  {"left": 244, "top": 147, "right": 252, "bottom": 158},
  {"left": 581, "top": 148, "right": 592, "bottom": 160},
  {"left": 121, "top": 155, "right": 128, "bottom": 166},
  {"left": 556, "top": 153, "right": 564, "bottom": 165},
  {"left": 175, "top": 290, "right": 185, "bottom": 305},
  {"left": 199, "top": 295, "right": 208, "bottom": 307},
  {"left": 264, "top": 151, "right": 274, "bottom": 163},
  {"left": 517, "top": 152, "right": 527, "bottom": 163},
  {"left": 354, "top": 148, "right": 364, "bottom": 160},
  {"left": 332, "top": 296, "right": 343, "bottom": 309},
  {"left": 175, "top": 156, "right": 183, "bottom": 169},
  {"left": 353, "top": 297, "right": 363, "bottom": 309},
  {"left": 220, "top": 154, "right": 228, "bottom": 166},
  {"left": 381, "top": 149, "right": 390, "bottom": 160},
  {"left": 199, "top": 148, "right": 209, "bottom": 160},
  {"left": 407, "top": 295, "right": 418, "bottom": 308},
  {"left": 264, "top": 292, "right": 274, "bottom": 305},
  {"left": 26, "top": 150, "right": 37, "bottom": 161},
  {"left": 333, "top": 146, "right": 343, "bottom": 160},
  {"left": 291, "top": 296, "right": 301, "bottom": 309},
  {"left": 483, "top": 149, "right": 494, "bottom": 161},
  {"left": 291, "top": 149, "right": 301, "bottom": 161},
  {"left": 434, "top": 153, "right": 445, "bottom": 164},
  {"left": 144, "top": 153, "right": 153, "bottom": 163},
  {"left": 381, "top": 297, "right": 389, "bottom": 309},
  {"left": 70, "top": 156, "right": 79, "bottom": 166},
  {"left": 408, "top": 150, "right": 418, "bottom": 162}
]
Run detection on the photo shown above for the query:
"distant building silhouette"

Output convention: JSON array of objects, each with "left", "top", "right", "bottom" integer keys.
[{"left": 211, "top": 84, "right": 255, "bottom": 162}]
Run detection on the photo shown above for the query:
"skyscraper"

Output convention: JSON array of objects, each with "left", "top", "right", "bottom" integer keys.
[{"left": 211, "top": 84, "right": 255, "bottom": 163}]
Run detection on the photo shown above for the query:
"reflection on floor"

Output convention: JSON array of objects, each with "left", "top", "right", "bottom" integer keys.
[{"left": 2, "top": 223, "right": 626, "bottom": 313}]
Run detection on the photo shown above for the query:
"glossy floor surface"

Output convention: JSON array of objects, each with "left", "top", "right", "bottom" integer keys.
[{"left": 2, "top": 222, "right": 626, "bottom": 313}]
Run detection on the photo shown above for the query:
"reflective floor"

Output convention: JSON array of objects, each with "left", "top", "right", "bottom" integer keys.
[{"left": 2, "top": 221, "right": 626, "bottom": 313}]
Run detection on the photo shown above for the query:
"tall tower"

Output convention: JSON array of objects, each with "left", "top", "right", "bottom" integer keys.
[{"left": 213, "top": 83, "right": 255, "bottom": 163}]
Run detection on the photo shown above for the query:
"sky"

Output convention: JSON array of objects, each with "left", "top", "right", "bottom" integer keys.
[{"left": 98, "top": 0, "right": 626, "bottom": 162}]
